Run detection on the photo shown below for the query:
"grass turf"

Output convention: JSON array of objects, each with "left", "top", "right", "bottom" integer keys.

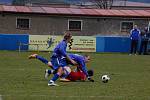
[{"left": 0, "top": 51, "right": 150, "bottom": 100}]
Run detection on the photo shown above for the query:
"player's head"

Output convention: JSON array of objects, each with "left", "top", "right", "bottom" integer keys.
[
  {"left": 133, "top": 25, "right": 138, "bottom": 29},
  {"left": 84, "top": 55, "right": 90, "bottom": 63},
  {"left": 63, "top": 31, "right": 72, "bottom": 42},
  {"left": 144, "top": 27, "right": 148, "bottom": 32}
]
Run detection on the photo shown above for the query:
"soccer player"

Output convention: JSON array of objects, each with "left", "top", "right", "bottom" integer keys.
[
  {"left": 60, "top": 66, "right": 94, "bottom": 82},
  {"left": 29, "top": 53, "right": 94, "bottom": 82},
  {"left": 67, "top": 53, "right": 94, "bottom": 82},
  {"left": 29, "top": 54, "right": 94, "bottom": 82},
  {"left": 47, "top": 32, "right": 76, "bottom": 86}
]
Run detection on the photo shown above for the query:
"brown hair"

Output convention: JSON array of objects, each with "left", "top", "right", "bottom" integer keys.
[
  {"left": 84, "top": 54, "right": 89, "bottom": 57},
  {"left": 84, "top": 54, "right": 90, "bottom": 60},
  {"left": 63, "top": 32, "right": 72, "bottom": 40}
]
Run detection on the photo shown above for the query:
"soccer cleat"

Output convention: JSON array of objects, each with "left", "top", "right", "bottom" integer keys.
[
  {"left": 28, "top": 54, "right": 38, "bottom": 59},
  {"left": 45, "top": 69, "right": 50, "bottom": 80},
  {"left": 48, "top": 80, "right": 59, "bottom": 86},
  {"left": 129, "top": 54, "right": 132, "bottom": 56}
]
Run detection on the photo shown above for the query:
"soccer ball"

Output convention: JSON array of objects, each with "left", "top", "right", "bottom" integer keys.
[{"left": 101, "top": 75, "right": 110, "bottom": 83}]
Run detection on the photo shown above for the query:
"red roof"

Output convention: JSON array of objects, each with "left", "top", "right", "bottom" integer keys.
[
  {"left": 0, "top": 5, "right": 3, "bottom": 11},
  {"left": 15, "top": 6, "right": 31, "bottom": 13},
  {"left": 0, "top": 5, "right": 150, "bottom": 17}
]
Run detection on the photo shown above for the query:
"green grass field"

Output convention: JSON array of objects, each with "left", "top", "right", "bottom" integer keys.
[{"left": 0, "top": 51, "right": 150, "bottom": 100}]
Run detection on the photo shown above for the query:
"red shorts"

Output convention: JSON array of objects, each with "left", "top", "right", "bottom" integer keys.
[{"left": 66, "top": 71, "right": 86, "bottom": 81}]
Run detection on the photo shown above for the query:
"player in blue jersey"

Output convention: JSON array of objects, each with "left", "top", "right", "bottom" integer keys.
[
  {"left": 67, "top": 53, "right": 94, "bottom": 82},
  {"left": 29, "top": 53, "right": 94, "bottom": 82},
  {"left": 48, "top": 32, "right": 77, "bottom": 86}
]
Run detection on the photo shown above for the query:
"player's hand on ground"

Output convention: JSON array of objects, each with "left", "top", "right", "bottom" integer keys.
[
  {"left": 87, "top": 77, "right": 94, "bottom": 82},
  {"left": 89, "top": 78, "right": 94, "bottom": 82}
]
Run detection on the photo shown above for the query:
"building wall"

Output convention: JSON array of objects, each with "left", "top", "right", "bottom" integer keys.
[
  {"left": 0, "top": 13, "right": 149, "bottom": 36},
  {"left": 112, "top": 6, "right": 150, "bottom": 10}
]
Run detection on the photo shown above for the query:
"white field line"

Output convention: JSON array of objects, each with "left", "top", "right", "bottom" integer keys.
[
  {"left": 3, "top": 68, "right": 25, "bottom": 71},
  {"left": 0, "top": 95, "right": 2, "bottom": 100},
  {"left": 0, "top": 95, "right": 124, "bottom": 98},
  {"left": 1, "top": 95, "right": 150, "bottom": 98}
]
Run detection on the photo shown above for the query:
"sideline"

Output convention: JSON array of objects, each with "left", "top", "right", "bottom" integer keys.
[{"left": 0, "top": 95, "right": 2, "bottom": 100}]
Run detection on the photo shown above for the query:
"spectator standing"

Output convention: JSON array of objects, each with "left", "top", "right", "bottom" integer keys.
[
  {"left": 139, "top": 27, "right": 150, "bottom": 55},
  {"left": 129, "top": 25, "right": 141, "bottom": 55}
]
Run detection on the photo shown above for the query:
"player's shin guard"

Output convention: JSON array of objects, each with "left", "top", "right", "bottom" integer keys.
[{"left": 36, "top": 55, "right": 48, "bottom": 64}]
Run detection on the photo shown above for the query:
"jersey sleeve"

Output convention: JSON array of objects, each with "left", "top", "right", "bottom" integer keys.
[
  {"left": 130, "top": 29, "right": 133, "bottom": 39},
  {"left": 80, "top": 61, "right": 88, "bottom": 77}
]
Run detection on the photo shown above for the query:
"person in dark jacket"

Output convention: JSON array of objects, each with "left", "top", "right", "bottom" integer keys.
[
  {"left": 139, "top": 27, "right": 150, "bottom": 55},
  {"left": 129, "top": 25, "right": 141, "bottom": 55}
]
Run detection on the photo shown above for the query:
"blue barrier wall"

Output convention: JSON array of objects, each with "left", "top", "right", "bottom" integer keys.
[
  {"left": 0, "top": 34, "right": 137, "bottom": 52},
  {"left": 0, "top": 34, "right": 29, "bottom": 50},
  {"left": 96, "top": 37, "right": 105, "bottom": 52},
  {"left": 96, "top": 36, "right": 131, "bottom": 52}
]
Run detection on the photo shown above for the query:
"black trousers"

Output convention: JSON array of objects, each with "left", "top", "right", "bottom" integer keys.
[
  {"left": 130, "top": 40, "right": 138, "bottom": 54},
  {"left": 139, "top": 40, "right": 148, "bottom": 55}
]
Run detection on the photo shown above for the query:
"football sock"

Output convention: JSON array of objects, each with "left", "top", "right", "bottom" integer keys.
[
  {"left": 36, "top": 55, "right": 48, "bottom": 64},
  {"left": 51, "top": 73, "right": 59, "bottom": 82},
  {"left": 47, "top": 69, "right": 54, "bottom": 74}
]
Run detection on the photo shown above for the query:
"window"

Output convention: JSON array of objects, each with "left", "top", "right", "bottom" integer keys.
[
  {"left": 16, "top": 18, "right": 30, "bottom": 29},
  {"left": 121, "top": 21, "right": 133, "bottom": 32},
  {"left": 68, "top": 20, "right": 82, "bottom": 31}
]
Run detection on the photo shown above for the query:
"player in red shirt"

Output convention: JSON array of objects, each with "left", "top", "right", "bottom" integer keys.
[
  {"left": 60, "top": 66, "right": 94, "bottom": 82},
  {"left": 29, "top": 54, "right": 94, "bottom": 82}
]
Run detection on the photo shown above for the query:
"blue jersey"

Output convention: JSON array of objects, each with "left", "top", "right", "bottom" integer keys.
[
  {"left": 68, "top": 54, "right": 88, "bottom": 77},
  {"left": 53, "top": 40, "right": 67, "bottom": 57},
  {"left": 51, "top": 40, "right": 68, "bottom": 70},
  {"left": 130, "top": 29, "right": 140, "bottom": 40}
]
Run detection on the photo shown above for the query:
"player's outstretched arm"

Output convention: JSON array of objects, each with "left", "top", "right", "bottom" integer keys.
[{"left": 66, "top": 55, "right": 78, "bottom": 65}]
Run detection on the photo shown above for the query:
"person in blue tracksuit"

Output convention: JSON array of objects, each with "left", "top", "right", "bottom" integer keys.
[{"left": 129, "top": 25, "right": 141, "bottom": 55}]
